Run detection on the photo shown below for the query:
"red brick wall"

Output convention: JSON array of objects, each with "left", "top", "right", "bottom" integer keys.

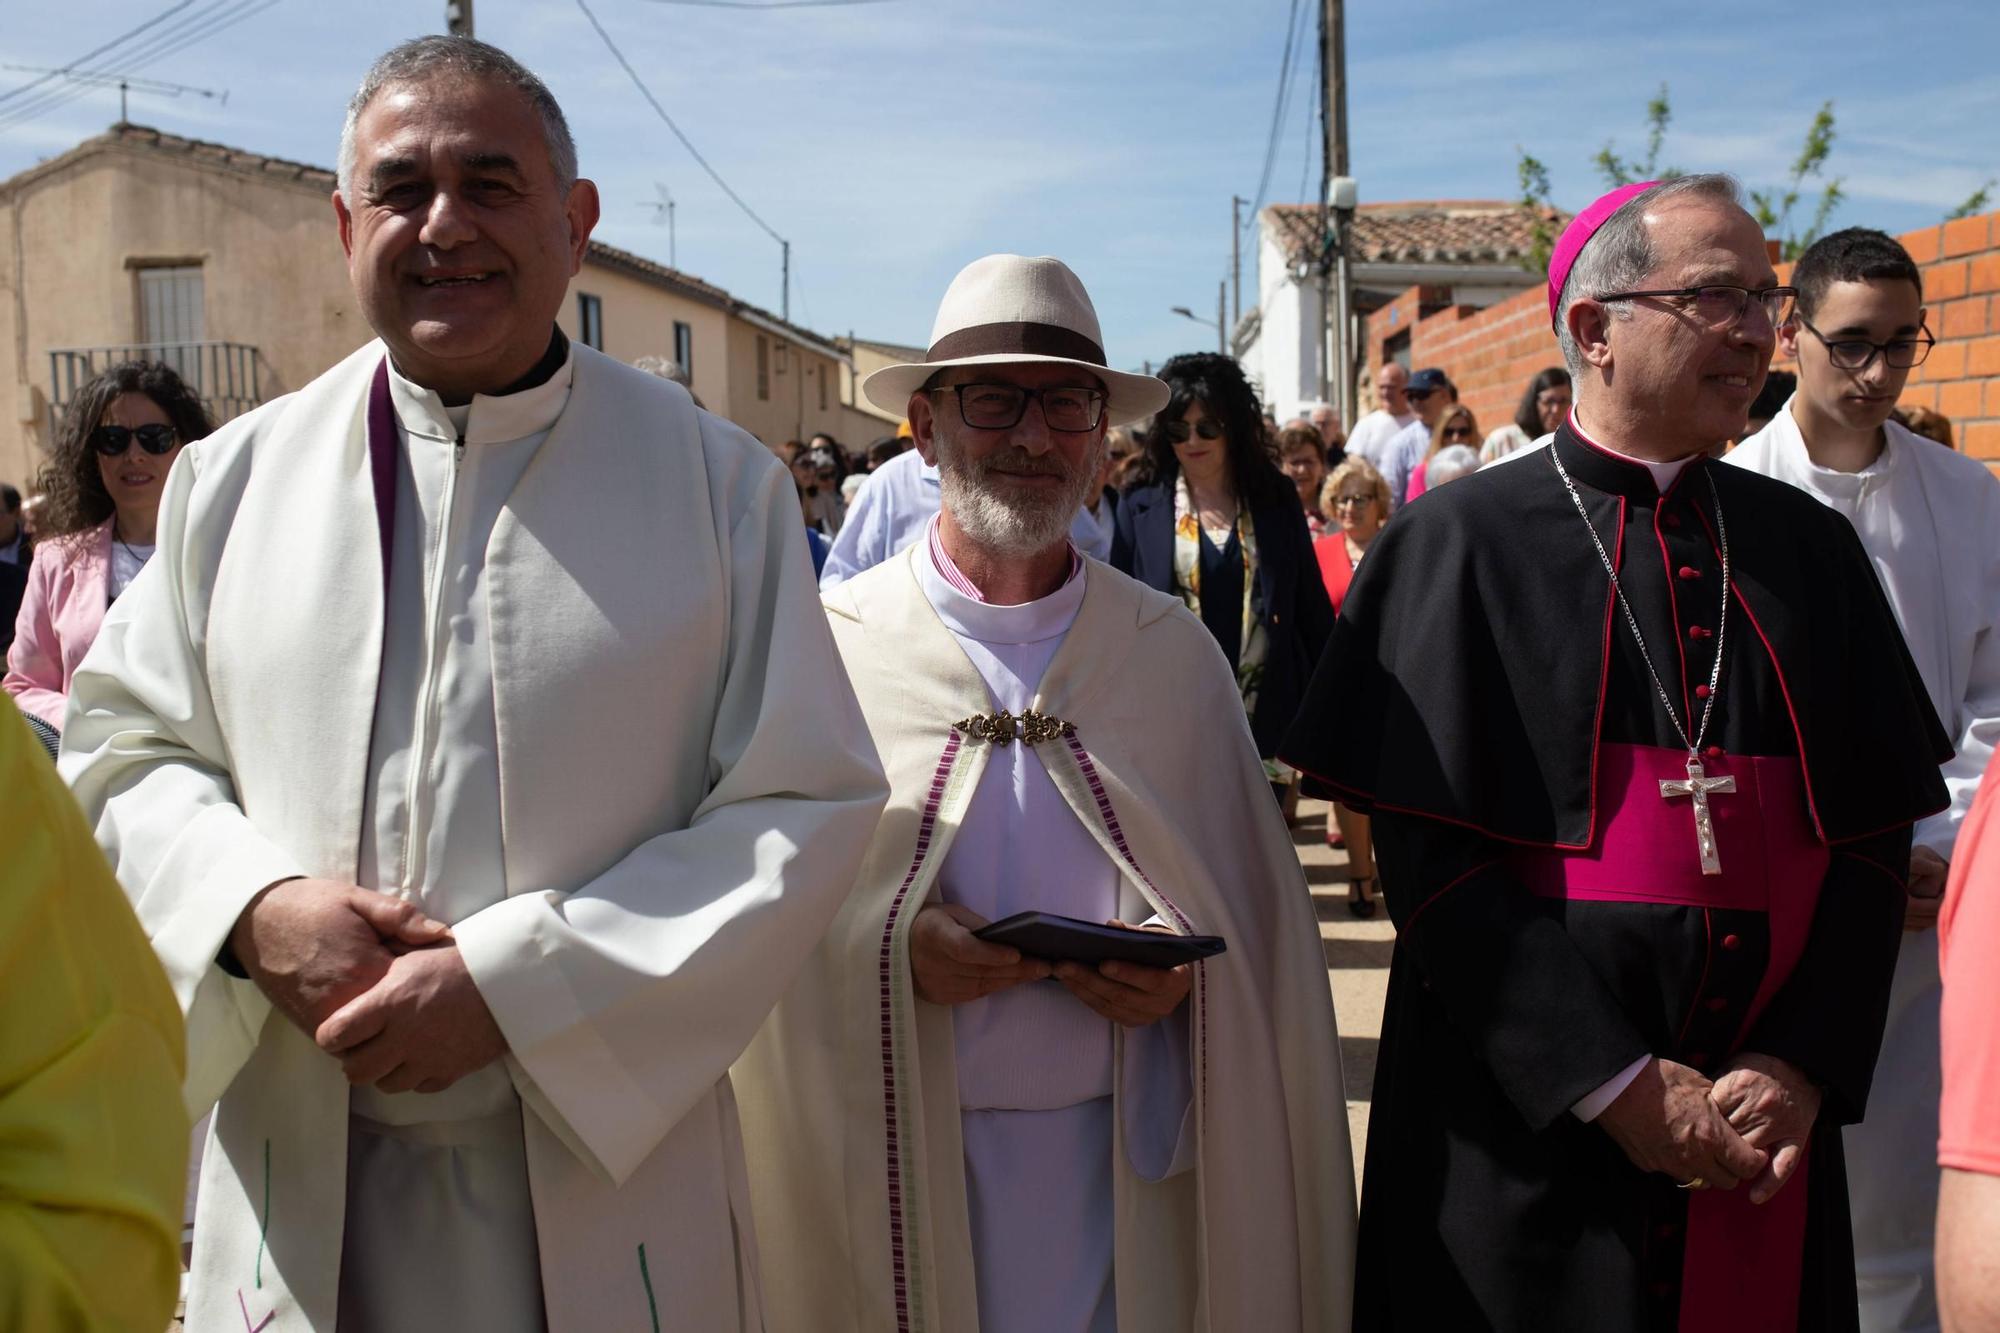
[{"left": 1358, "top": 208, "right": 2000, "bottom": 465}]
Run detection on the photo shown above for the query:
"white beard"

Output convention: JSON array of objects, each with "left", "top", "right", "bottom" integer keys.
[{"left": 933, "top": 429, "right": 1107, "bottom": 560}]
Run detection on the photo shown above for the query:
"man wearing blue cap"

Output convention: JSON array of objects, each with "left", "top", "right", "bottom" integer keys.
[{"left": 1376, "top": 366, "right": 1452, "bottom": 508}]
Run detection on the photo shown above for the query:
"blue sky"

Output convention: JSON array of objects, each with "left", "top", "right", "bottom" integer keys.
[{"left": 4, "top": 0, "right": 1995, "bottom": 374}]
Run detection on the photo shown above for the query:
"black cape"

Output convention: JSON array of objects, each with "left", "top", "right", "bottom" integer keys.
[{"left": 1283, "top": 424, "right": 1950, "bottom": 1333}]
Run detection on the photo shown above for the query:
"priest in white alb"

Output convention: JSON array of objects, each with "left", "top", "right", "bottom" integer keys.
[
  {"left": 59, "top": 37, "right": 887, "bottom": 1332},
  {"left": 1728, "top": 226, "right": 2000, "bottom": 1333},
  {"left": 734, "top": 254, "right": 1356, "bottom": 1333}
]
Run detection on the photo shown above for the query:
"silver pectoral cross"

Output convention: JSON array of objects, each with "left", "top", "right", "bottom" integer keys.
[{"left": 1659, "top": 757, "right": 1737, "bottom": 876}]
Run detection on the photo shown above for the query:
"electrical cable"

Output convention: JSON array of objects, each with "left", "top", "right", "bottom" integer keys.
[
  {"left": 0, "top": 0, "right": 197, "bottom": 108},
  {"left": 0, "top": 0, "right": 276, "bottom": 133},
  {"left": 1241, "top": 0, "right": 1309, "bottom": 233}
]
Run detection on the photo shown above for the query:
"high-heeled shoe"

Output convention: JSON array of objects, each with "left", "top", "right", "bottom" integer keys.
[{"left": 1347, "top": 874, "right": 1378, "bottom": 919}]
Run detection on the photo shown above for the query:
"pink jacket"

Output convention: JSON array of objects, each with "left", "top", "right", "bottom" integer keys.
[{"left": 4, "top": 519, "right": 113, "bottom": 729}]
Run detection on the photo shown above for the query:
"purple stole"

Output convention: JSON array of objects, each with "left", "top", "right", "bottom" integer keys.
[
  {"left": 367, "top": 359, "right": 397, "bottom": 590},
  {"left": 1509, "top": 742, "right": 1828, "bottom": 1333}
]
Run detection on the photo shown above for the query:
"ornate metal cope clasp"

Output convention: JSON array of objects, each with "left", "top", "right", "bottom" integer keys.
[
  {"left": 953, "top": 708, "right": 1076, "bottom": 747},
  {"left": 1659, "top": 756, "right": 1737, "bottom": 876}
]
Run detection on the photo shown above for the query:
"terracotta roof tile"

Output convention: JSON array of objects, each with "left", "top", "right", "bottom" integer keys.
[{"left": 1266, "top": 199, "right": 1568, "bottom": 267}]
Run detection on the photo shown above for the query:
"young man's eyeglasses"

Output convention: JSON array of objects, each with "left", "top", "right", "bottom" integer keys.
[
  {"left": 1795, "top": 318, "right": 1935, "bottom": 371},
  {"left": 931, "top": 382, "right": 1107, "bottom": 432},
  {"left": 1161, "top": 419, "right": 1227, "bottom": 443},
  {"left": 1403, "top": 389, "right": 1436, "bottom": 403},
  {"left": 1592, "top": 284, "right": 1798, "bottom": 330},
  {"left": 91, "top": 424, "right": 179, "bottom": 456}
]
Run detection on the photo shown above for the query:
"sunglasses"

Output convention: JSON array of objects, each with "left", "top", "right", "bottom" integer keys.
[
  {"left": 1162, "top": 419, "right": 1226, "bottom": 443},
  {"left": 1404, "top": 389, "right": 1436, "bottom": 402},
  {"left": 92, "top": 423, "right": 179, "bottom": 456},
  {"left": 1333, "top": 494, "right": 1375, "bottom": 508},
  {"left": 1442, "top": 425, "right": 1475, "bottom": 441}
]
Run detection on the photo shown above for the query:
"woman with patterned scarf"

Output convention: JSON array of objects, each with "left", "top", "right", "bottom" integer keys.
[{"left": 1112, "top": 353, "right": 1333, "bottom": 811}]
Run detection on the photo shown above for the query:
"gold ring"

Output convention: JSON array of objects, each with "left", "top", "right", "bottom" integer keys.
[{"left": 1677, "top": 1177, "right": 1705, "bottom": 1190}]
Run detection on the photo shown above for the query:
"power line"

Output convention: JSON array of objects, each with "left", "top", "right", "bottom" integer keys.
[
  {"left": 0, "top": 0, "right": 278, "bottom": 133},
  {"left": 1293, "top": 35, "right": 1318, "bottom": 209},
  {"left": 0, "top": 0, "right": 196, "bottom": 108},
  {"left": 0, "top": 0, "right": 231, "bottom": 130},
  {"left": 574, "top": 0, "right": 795, "bottom": 315},
  {"left": 1242, "top": 0, "right": 1310, "bottom": 231}
]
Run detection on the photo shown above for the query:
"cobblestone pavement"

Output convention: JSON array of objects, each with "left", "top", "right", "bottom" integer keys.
[{"left": 1291, "top": 797, "right": 1394, "bottom": 1180}]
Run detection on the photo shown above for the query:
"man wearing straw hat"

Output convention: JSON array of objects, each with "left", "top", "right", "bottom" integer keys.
[
  {"left": 1283, "top": 176, "right": 1950, "bottom": 1331},
  {"left": 736, "top": 254, "right": 1355, "bottom": 1333}
]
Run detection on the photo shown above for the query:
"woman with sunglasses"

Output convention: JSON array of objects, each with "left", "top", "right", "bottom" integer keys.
[
  {"left": 5, "top": 361, "right": 211, "bottom": 745},
  {"left": 1112, "top": 353, "right": 1333, "bottom": 805},
  {"left": 1404, "top": 403, "right": 1482, "bottom": 501}
]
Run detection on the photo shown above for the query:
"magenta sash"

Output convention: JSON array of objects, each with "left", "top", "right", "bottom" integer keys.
[{"left": 1508, "top": 743, "right": 1830, "bottom": 1332}]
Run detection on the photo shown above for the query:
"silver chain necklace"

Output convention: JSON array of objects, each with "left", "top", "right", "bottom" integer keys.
[{"left": 1548, "top": 446, "right": 1739, "bottom": 874}]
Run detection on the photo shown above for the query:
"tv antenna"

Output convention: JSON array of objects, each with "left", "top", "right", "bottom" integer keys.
[
  {"left": 634, "top": 182, "right": 677, "bottom": 269},
  {"left": 0, "top": 64, "right": 226, "bottom": 124}
]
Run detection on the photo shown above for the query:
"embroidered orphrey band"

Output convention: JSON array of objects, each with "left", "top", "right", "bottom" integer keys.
[{"left": 953, "top": 708, "right": 1076, "bottom": 746}]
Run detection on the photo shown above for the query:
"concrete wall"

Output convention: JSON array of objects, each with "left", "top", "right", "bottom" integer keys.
[
  {"left": 0, "top": 131, "right": 863, "bottom": 493},
  {"left": 1, "top": 143, "right": 362, "bottom": 488},
  {"left": 558, "top": 264, "right": 732, "bottom": 411},
  {"left": 724, "top": 315, "right": 866, "bottom": 449}
]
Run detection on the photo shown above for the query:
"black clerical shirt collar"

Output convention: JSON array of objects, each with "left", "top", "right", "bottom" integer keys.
[
  {"left": 420, "top": 327, "right": 572, "bottom": 407},
  {"left": 1551, "top": 416, "right": 1710, "bottom": 505}
]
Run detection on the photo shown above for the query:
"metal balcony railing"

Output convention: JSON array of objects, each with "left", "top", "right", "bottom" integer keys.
[{"left": 47, "top": 340, "right": 265, "bottom": 431}]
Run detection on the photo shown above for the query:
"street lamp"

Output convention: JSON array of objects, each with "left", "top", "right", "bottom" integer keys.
[{"left": 1170, "top": 286, "right": 1227, "bottom": 355}]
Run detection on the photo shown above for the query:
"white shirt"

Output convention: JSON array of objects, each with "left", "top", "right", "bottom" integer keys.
[
  {"left": 915, "top": 524, "right": 1191, "bottom": 1333},
  {"left": 1344, "top": 407, "right": 1418, "bottom": 474},
  {"left": 1729, "top": 401, "right": 2000, "bottom": 860},
  {"left": 1377, "top": 419, "right": 1432, "bottom": 509},
  {"left": 108, "top": 539, "right": 154, "bottom": 598},
  {"left": 339, "top": 353, "right": 576, "bottom": 1331},
  {"left": 820, "top": 446, "right": 1111, "bottom": 589}
]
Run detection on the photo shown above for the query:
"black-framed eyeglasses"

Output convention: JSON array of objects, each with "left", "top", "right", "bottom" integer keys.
[
  {"left": 1332, "top": 493, "right": 1375, "bottom": 509},
  {"left": 1162, "top": 418, "right": 1227, "bottom": 443},
  {"left": 1592, "top": 284, "right": 1797, "bottom": 330},
  {"left": 1796, "top": 317, "right": 1935, "bottom": 371},
  {"left": 930, "top": 382, "right": 1107, "bottom": 432},
  {"left": 1404, "top": 388, "right": 1437, "bottom": 402},
  {"left": 91, "top": 423, "right": 180, "bottom": 456}
]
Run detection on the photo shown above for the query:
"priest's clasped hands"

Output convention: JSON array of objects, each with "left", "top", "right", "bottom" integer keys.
[
  {"left": 228, "top": 877, "right": 509, "bottom": 1094},
  {"left": 908, "top": 902, "right": 1192, "bottom": 1027},
  {"left": 1596, "top": 1053, "right": 1821, "bottom": 1205}
]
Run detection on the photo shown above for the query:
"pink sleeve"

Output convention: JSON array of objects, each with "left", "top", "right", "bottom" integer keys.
[
  {"left": 1940, "top": 753, "right": 2000, "bottom": 1175},
  {"left": 1407, "top": 461, "right": 1428, "bottom": 500},
  {"left": 2, "top": 556, "right": 71, "bottom": 729}
]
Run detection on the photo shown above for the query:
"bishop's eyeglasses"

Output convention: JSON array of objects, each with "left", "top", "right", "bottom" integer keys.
[
  {"left": 930, "top": 383, "right": 1108, "bottom": 432},
  {"left": 1591, "top": 284, "right": 1798, "bottom": 331},
  {"left": 1794, "top": 318, "right": 1936, "bottom": 371}
]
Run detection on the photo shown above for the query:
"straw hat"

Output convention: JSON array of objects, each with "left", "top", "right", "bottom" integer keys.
[{"left": 862, "top": 254, "right": 1170, "bottom": 427}]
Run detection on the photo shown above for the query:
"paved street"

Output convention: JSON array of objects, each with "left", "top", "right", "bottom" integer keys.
[{"left": 1292, "top": 797, "right": 1394, "bottom": 1179}]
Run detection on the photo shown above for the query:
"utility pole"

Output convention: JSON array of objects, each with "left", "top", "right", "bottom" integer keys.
[
  {"left": 781, "top": 240, "right": 791, "bottom": 322},
  {"left": 1231, "top": 194, "right": 1248, "bottom": 328},
  {"left": 446, "top": 0, "right": 474, "bottom": 37},
  {"left": 1319, "top": 0, "right": 1355, "bottom": 426}
]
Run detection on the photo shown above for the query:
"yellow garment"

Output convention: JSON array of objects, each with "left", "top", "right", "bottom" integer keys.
[{"left": 0, "top": 700, "right": 186, "bottom": 1331}]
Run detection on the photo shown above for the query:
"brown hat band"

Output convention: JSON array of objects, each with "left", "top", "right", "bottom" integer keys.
[{"left": 926, "top": 321, "right": 1106, "bottom": 367}]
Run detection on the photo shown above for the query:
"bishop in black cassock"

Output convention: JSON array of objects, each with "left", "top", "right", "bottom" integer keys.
[{"left": 1284, "top": 176, "right": 1949, "bottom": 1332}]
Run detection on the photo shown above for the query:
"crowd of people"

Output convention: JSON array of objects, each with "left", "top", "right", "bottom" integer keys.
[{"left": 5, "top": 33, "right": 2000, "bottom": 1333}]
